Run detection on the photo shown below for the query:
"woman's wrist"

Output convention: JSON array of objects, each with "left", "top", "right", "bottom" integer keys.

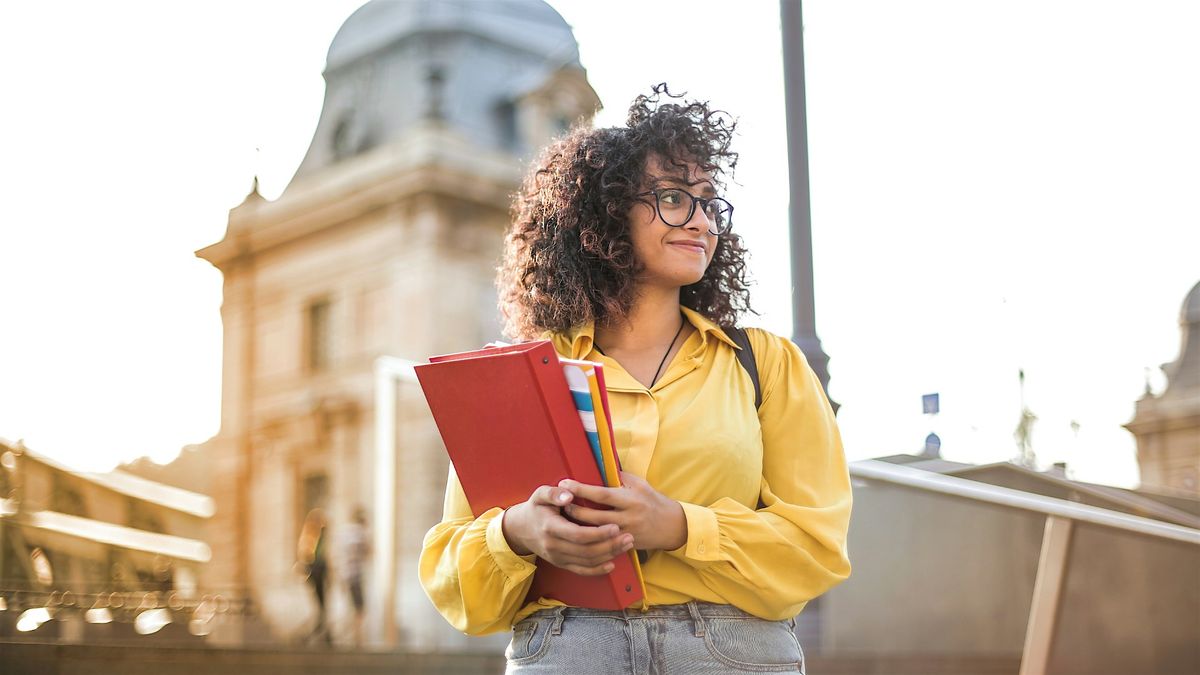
[
  {"left": 501, "top": 503, "right": 533, "bottom": 556},
  {"left": 646, "top": 500, "right": 688, "bottom": 552},
  {"left": 664, "top": 500, "right": 688, "bottom": 551}
]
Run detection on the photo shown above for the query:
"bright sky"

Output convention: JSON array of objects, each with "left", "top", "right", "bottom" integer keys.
[{"left": 1, "top": 1, "right": 1196, "bottom": 488}]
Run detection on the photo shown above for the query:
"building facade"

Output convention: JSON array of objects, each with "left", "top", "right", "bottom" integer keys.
[
  {"left": 1127, "top": 280, "right": 1200, "bottom": 495},
  {"left": 194, "top": 0, "right": 599, "bottom": 649}
]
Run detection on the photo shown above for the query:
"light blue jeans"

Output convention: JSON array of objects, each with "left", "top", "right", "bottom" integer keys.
[{"left": 504, "top": 602, "right": 805, "bottom": 674}]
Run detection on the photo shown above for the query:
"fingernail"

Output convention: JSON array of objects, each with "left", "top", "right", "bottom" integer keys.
[{"left": 558, "top": 492, "right": 570, "bottom": 503}]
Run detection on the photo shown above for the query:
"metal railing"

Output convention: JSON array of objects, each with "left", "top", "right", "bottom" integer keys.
[
  {"left": 850, "top": 459, "right": 1200, "bottom": 545},
  {"left": 849, "top": 459, "right": 1200, "bottom": 675}
]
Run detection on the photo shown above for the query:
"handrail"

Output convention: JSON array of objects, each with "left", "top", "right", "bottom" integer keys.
[
  {"left": 946, "top": 461, "right": 1200, "bottom": 529},
  {"left": 851, "top": 459, "right": 1200, "bottom": 546}
]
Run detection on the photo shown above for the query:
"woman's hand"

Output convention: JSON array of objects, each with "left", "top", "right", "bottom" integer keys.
[
  {"left": 501, "top": 485, "right": 635, "bottom": 576},
  {"left": 558, "top": 472, "right": 688, "bottom": 553}
]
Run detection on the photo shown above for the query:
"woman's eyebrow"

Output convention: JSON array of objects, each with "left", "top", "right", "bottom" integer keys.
[{"left": 651, "top": 176, "right": 718, "bottom": 196}]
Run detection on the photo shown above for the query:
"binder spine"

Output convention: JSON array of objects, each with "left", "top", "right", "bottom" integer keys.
[{"left": 525, "top": 347, "right": 605, "bottom": 490}]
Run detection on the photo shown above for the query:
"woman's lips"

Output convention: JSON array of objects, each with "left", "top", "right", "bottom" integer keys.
[{"left": 668, "top": 241, "right": 706, "bottom": 254}]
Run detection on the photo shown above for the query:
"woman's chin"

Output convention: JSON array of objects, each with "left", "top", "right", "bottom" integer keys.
[
  {"left": 670, "top": 273, "right": 708, "bottom": 289},
  {"left": 639, "top": 266, "right": 709, "bottom": 291},
  {"left": 680, "top": 267, "right": 709, "bottom": 286}
]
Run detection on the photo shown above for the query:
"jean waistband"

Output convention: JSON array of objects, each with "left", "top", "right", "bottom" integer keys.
[{"left": 528, "top": 601, "right": 764, "bottom": 621}]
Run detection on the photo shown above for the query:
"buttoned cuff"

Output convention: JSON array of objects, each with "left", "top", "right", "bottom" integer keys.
[
  {"left": 668, "top": 501, "right": 722, "bottom": 564},
  {"left": 486, "top": 508, "right": 538, "bottom": 578}
]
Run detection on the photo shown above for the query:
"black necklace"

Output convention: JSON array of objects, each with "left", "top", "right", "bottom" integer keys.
[
  {"left": 649, "top": 314, "right": 687, "bottom": 387},
  {"left": 593, "top": 314, "right": 687, "bottom": 388}
]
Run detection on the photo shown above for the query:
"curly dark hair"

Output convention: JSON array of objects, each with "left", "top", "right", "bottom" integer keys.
[{"left": 497, "top": 83, "right": 754, "bottom": 341}]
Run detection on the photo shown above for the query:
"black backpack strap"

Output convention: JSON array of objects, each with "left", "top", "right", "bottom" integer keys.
[{"left": 722, "top": 326, "right": 761, "bottom": 410}]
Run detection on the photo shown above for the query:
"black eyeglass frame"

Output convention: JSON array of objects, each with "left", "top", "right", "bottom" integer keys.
[{"left": 636, "top": 189, "right": 735, "bottom": 236}]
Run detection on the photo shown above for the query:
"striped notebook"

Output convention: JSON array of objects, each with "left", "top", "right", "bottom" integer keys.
[{"left": 560, "top": 359, "right": 607, "bottom": 484}]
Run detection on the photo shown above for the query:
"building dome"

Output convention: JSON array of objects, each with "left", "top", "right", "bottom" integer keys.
[
  {"left": 326, "top": 0, "right": 580, "bottom": 72},
  {"left": 289, "top": 0, "right": 596, "bottom": 185},
  {"left": 1163, "top": 279, "right": 1200, "bottom": 394},
  {"left": 1182, "top": 280, "right": 1200, "bottom": 326}
]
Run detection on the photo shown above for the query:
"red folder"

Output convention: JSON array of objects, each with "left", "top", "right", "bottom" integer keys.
[{"left": 415, "top": 340, "right": 643, "bottom": 610}]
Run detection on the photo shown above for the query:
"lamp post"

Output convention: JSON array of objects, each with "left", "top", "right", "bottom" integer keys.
[{"left": 781, "top": 0, "right": 837, "bottom": 411}]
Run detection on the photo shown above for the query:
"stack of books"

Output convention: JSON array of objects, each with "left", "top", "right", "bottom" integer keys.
[{"left": 415, "top": 340, "right": 647, "bottom": 610}]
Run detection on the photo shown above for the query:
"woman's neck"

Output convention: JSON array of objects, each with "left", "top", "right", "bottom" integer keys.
[{"left": 594, "top": 287, "right": 684, "bottom": 354}]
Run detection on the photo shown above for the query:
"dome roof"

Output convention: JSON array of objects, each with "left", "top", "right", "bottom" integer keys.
[
  {"left": 1164, "top": 279, "right": 1200, "bottom": 394},
  {"left": 327, "top": 0, "right": 580, "bottom": 71},
  {"left": 288, "top": 0, "right": 597, "bottom": 185},
  {"left": 1183, "top": 280, "right": 1200, "bottom": 325}
]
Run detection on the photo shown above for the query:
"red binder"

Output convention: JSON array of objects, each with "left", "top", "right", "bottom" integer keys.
[{"left": 415, "top": 340, "right": 643, "bottom": 610}]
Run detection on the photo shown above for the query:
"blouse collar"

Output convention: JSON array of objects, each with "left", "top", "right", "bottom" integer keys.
[{"left": 550, "top": 306, "right": 741, "bottom": 360}]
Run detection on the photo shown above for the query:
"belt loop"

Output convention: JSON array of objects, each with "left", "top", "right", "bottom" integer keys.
[
  {"left": 687, "top": 601, "right": 706, "bottom": 637},
  {"left": 549, "top": 606, "right": 566, "bottom": 636}
]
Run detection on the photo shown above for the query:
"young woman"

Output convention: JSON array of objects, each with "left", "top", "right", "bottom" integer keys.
[{"left": 420, "top": 85, "right": 851, "bottom": 674}]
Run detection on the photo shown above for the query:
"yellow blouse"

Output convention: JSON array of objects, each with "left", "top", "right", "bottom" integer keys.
[{"left": 419, "top": 306, "right": 852, "bottom": 635}]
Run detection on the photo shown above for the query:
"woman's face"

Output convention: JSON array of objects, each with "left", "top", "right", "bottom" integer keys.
[{"left": 627, "top": 156, "right": 719, "bottom": 291}]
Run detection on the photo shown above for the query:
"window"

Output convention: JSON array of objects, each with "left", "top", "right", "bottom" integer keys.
[
  {"left": 301, "top": 473, "right": 328, "bottom": 520},
  {"left": 50, "top": 473, "right": 88, "bottom": 517},
  {"left": 306, "top": 299, "right": 332, "bottom": 373},
  {"left": 127, "top": 498, "right": 165, "bottom": 534},
  {"left": 495, "top": 101, "right": 518, "bottom": 151}
]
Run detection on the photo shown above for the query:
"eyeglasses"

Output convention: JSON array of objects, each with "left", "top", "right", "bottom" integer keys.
[{"left": 637, "top": 188, "right": 734, "bottom": 236}]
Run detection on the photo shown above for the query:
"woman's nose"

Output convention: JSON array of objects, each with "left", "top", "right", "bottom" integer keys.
[{"left": 684, "top": 203, "right": 713, "bottom": 232}]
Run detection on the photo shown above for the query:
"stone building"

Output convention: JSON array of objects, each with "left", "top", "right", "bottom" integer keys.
[
  {"left": 0, "top": 438, "right": 213, "bottom": 643},
  {"left": 194, "top": 0, "right": 598, "bottom": 649},
  {"left": 1126, "top": 280, "right": 1200, "bottom": 495}
]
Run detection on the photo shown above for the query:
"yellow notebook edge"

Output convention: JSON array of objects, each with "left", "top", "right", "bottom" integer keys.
[
  {"left": 584, "top": 365, "right": 650, "bottom": 610},
  {"left": 585, "top": 371, "right": 621, "bottom": 489}
]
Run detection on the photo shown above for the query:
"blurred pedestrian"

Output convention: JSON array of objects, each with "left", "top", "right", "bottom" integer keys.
[
  {"left": 297, "top": 508, "right": 330, "bottom": 645},
  {"left": 340, "top": 505, "right": 371, "bottom": 648}
]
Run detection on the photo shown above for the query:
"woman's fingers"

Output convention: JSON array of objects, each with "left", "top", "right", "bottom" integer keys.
[
  {"left": 559, "top": 560, "right": 617, "bottom": 577},
  {"left": 558, "top": 479, "right": 625, "bottom": 507},
  {"left": 544, "top": 536, "right": 634, "bottom": 570},
  {"left": 549, "top": 532, "right": 633, "bottom": 561},
  {"left": 506, "top": 485, "right": 576, "bottom": 556},
  {"left": 540, "top": 515, "right": 632, "bottom": 565},
  {"left": 556, "top": 473, "right": 686, "bottom": 552},
  {"left": 563, "top": 503, "right": 621, "bottom": 527},
  {"left": 518, "top": 483, "right": 640, "bottom": 570},
  {"left": 545, "top": 517, "right": 618, "bottom": 544},
  {"left": 530, "top": 484, "right": 574, "bottom": 507}
]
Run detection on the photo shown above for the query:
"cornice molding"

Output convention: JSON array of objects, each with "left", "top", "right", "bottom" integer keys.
[{"left": 198, "top": 123, "right": 521, "bottom": 270}]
